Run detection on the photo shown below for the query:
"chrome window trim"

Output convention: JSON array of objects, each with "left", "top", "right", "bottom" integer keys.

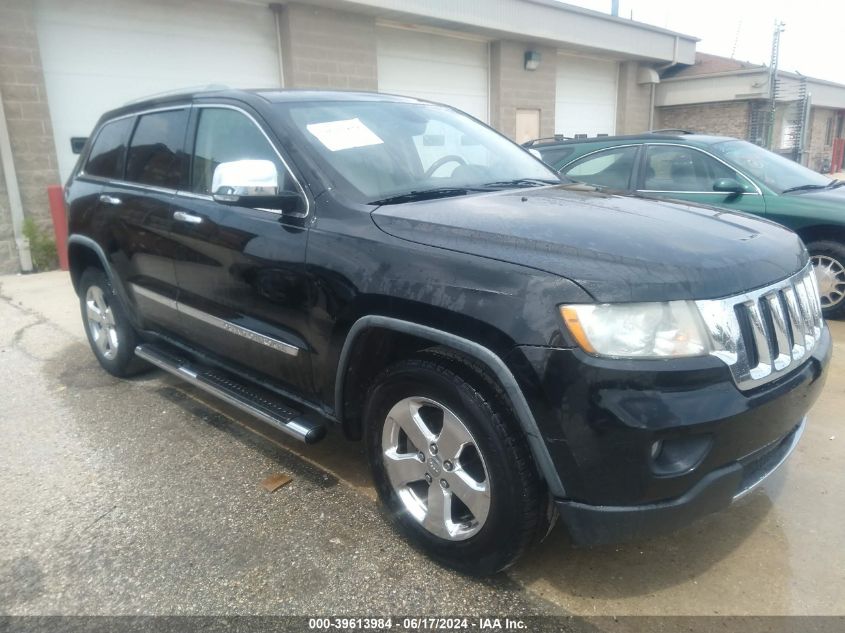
[
  {"left": 558, "top": 141, "right": 763, "bottom": 196},
  {"left": 191, "top": 103, "right": 310, "bottom": 218},
  {"left": 79, "top": 105, "right": 189, "bottom": 180},
  {"left": 639, "top": 190, "right": 761, "bottom": 196},
  {"left": 558, "top": 143, "right": 640, "bottom": 177},
  {"left": 81, "top": 174, "right": 178, "bottom": 196},
  {"left": 130, "top": 284, "right": 301, "bottom": 357},
  {"left": 638, "top": 142, "right": 763, "bottom": 196}
]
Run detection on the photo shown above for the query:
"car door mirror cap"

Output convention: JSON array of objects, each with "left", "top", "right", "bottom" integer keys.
[
  {"left": 212, "top": 159, "right": 279, "bottom": 197},
  {"left": 211, "top": 159, "right": 303, "bottom": 212},
  {"left": 713, "top": 177, "right": 746, "bottom": 194}
]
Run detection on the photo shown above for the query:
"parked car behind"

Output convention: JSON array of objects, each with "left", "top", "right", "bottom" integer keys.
[
  {"left": 66, "top": 91, "right": 829, "bottom": 575},
  {"left": 527, "top": 132, "right": 845, "bottom": 317}
]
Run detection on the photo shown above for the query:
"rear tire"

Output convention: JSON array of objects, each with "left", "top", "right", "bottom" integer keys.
[
  {"left": 807, "top": 240, "right": 845, "bottom": 319},
  {"left": 364, "top": 353, "right": 545, "bottom": 576},
  {"left": 79, "top": 267, "right": 148, "bottom": 377}
]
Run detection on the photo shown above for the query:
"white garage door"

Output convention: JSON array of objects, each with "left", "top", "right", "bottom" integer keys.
[
  {"left": 35, "top": 0, "right": 281, "bottom": 181},
  {"left": 377, "top": 26, "right": 489, "bottom": 123},
  {"left": 555, "top": 54, "right": 618, "bottom": 138}
]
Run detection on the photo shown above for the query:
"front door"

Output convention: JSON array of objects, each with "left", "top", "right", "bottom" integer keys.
[
  {"left": 171, "top": 104, "right": 314, "bottom": 395},
  {"left": 636, "top": 144, "right": 766, "bottom": 216}
]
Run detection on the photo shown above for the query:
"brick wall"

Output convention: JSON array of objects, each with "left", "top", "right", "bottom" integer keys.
[
  {"left": 616, "top": 62, "right": 653, "bottom": 134},
  {"left": 656, "top": 101, "right": 750, "bottom": 138},
  {"left": 489, "top": 41, "right": 556, "bottom": 141},
  {"left": 0, "top": 0, "right": 60, "bottom": 274},
  {"left": 805, "top": 106, "right": 837, "bottom": 172},
  {"left": 279, "top": 3, "right": 377, "bottom": 91}
]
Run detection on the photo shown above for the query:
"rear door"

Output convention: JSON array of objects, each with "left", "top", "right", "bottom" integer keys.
[
  {"left": 87, "top": 107, "right": 189, "bottom": 336},
  {"left": 636, "top": 144, "right": 765, "bottom": 214},
  {"left": 170, "top": 104, "right": 314, "bottom": 394}
]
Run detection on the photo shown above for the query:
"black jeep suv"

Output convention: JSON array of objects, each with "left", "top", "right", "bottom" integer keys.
[{"left": 66, "top": 89, "right": 830, "bottom": 575}]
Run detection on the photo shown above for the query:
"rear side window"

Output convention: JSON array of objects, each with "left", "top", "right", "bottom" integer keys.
[
  {"left": 562, "top": 146, "right": 638, "bottom": 190},
  {"left": 536, "top": 146, "right": 576, "bottom": 169},
  {"left": 126, "top": 109, "right": 188, "bottom": 188},
  {"left": 85, "top": 118, "right": 133, "bottom": 179}
]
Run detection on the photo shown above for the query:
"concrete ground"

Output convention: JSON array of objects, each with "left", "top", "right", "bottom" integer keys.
[{"left": 1, "top": 271, "right": 843, "bottom": 618}]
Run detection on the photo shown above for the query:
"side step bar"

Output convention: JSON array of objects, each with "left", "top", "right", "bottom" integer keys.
[{"left": 135, "top": 343, "right": 326, "bottom": 444}]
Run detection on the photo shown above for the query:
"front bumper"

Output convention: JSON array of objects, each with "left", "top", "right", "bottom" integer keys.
[
  {"left": 556, "top": 418, "right": 804, "bottom": 545},
  {"left": 507, "top": 323, "right": 831, "bottom": 545}
]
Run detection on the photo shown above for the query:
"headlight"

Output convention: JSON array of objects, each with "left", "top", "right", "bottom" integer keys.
[{"left": 559, "top": 301, "right": 710, "bottom": 359}]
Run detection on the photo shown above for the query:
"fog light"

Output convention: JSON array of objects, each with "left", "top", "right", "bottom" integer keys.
[
  {"left": 651, "top": 435, "right": 713, "bottom": 476},
  {"left": 650, "top": 440, "right": 664, "bottom": 460}
]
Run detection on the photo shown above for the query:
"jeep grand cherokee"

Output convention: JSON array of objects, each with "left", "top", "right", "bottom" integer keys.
[{"left": 66, "top": 90, "right": 830, "bottom": 575}]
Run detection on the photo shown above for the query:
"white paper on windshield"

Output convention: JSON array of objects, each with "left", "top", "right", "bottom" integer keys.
[{"left": 306, "top": 118, "right": 384, "bottom": 152}]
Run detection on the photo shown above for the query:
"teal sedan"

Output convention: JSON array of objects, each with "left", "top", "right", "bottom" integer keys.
[{"left": 528, "top": 132, "right": 845, "bottom": 317}]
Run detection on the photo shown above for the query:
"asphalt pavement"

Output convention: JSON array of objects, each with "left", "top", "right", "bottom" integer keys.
[{"left": 1, "top": 271, "right": 843, "bottom": 620}]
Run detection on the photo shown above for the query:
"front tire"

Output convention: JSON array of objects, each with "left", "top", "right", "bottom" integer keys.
[
  {"left": 364, "top": 353, "right": 545, "bottom": 575},
  {"left": 79, "top": 267, "right": 148, "bottom": 377},
  {"left": 807, "top": 240, "right": 845, "bottom": 318}
]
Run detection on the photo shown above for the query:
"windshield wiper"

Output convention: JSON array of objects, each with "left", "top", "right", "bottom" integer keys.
[
  {"left": 782, "top": 184, "right": 829, "bottom": 193},
  {"left": 481, "top": 178, "right": 561, "bottom": 189},
  {"left": 369, "top": 187, "right": 482, "bottom": 205},
  {"left": 827, "top": 179, "right": 845, "bottom": 189}
]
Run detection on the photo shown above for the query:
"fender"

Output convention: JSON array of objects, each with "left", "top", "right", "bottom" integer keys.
[
  {"left": 67, "top": 234, "right": 140, "bottom": 329},
  {"left": 335, "top": 315, "right": 566, "bottom": 497}
]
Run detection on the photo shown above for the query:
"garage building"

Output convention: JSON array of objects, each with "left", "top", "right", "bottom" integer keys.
[{"left": 0, "top": 0, "right": 696, "bottom": 273}]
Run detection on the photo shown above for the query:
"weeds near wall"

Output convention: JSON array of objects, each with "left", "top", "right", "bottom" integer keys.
[{"left": 22, "top": 217, "right": 58, "bottom": 272}]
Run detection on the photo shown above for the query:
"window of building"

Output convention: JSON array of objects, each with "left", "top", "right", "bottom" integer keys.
[{"left": 125, "top": 109, "right": 188, "bottom": 188}]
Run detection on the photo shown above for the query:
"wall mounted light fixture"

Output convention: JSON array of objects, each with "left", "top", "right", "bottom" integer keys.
[{"left": 524, "top": 50, "right": 541, "bottom": 71}]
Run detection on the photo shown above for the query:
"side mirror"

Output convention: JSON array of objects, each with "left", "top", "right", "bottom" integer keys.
[
  {"left": 712, "top": 177, "right": 746, "bottom": 195},
  {"left": 212, "top": 159, "right": 302, "bottom": 212}
]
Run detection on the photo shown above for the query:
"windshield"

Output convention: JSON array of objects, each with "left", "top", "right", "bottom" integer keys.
[
  {"left": 711, "top": 139, "right": 832, "bottom": 193},
  {"left": 279, "top": 101, "right": 559, "bottom": 203}
]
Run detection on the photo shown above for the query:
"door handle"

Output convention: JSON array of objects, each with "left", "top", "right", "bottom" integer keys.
[
  {"left": 173, "top": 211, "right": 203, "bottom": 224},
  {"left": 99, "top": 194, "right": 122, "bottom": 206}
]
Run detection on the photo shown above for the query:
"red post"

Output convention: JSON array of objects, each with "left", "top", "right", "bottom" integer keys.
[{"left": 47, "top": 184, "right": 69, "bottom": 271}]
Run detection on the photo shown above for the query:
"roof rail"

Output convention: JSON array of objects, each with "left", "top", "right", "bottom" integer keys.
[
  {"left": 646, "top": 128, "right": 695, "bottom": 135},
  {"left": 122, "top": 84, "right": 231, "bottom": 106},
  {"left": 522, "top": 135, "right": 573, "bottom": 147}
]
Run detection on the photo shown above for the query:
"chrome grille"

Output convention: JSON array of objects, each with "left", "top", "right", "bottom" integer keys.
[{"left": 696, "top": 262, "right": 823, "bottom": 390}]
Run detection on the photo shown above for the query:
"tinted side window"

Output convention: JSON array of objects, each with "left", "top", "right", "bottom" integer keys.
[
  {"left": 535, "top": 146, "right": 575, "bottom": 169},
  {"left": 126, "top": 109, "right": 188, "bottom": 188},
  {"left": 642, "top": 145, "right": 743, "bottom": 192},
  {"left": 192, "top": 108, "right": 287, "bottom": 195},
  {"left": 85, "top": 118, "right": 133, "bottom": 178},
  {"left": 562, "top": 146, "right": 637, "bottom": 190}
]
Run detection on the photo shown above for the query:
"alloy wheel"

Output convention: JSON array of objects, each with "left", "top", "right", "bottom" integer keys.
[
  {"left": 85, "top": 285, "right": 119, "bottom": 360},
  {"left": 381, "top": 396, "right": 491, "bottom": 541},
  {"left": 811, "top": 254, "right": 845, "bottom": 308}
]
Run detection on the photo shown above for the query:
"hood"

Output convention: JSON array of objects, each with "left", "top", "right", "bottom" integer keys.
[
  {"left": 371, "top": 185, "right": 807, "bottom": 303},
  {"left": 786, "top": 186, "right": 845, "bottom": 204}
]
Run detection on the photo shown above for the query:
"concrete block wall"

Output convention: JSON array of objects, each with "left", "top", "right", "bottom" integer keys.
[
  {"left": 0, "top": 0, "right": 60, "bottom": 274},
  {"left": 616, "top": 62, "right": 653, "bottom": 134},
  {"left": 656, "top": 101, "right": 750, "bottom": 138},
  {"left": 490, "top": 41, "right": 556, "bottom": 141},
  {"left": 279, "top": 3, "right": 378, "bottom": 91}
]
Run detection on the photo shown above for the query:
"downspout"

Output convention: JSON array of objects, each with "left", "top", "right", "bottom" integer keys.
[
  {"left": 270, "top": 3, "right": 286, "bottom": 89},
  {"left": 648, "top": 83, "right": 656, "bottom": 130},
  {"left": 0, "top": 87, "right": 33, "bottom": 272}
]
